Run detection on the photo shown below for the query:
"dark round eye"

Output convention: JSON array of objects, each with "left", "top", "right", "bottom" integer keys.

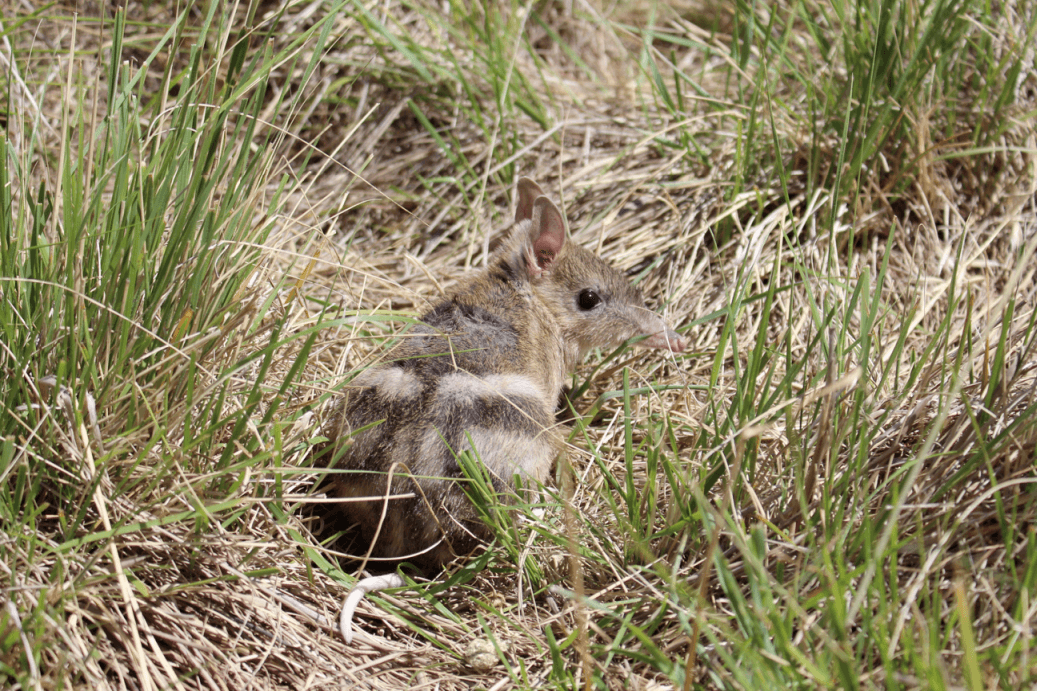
[{"left": 577, "top": 289, "right": 601, "bottom": 310}]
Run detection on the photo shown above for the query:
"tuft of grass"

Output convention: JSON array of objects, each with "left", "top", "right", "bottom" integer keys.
[
  {"left": 1, "top": 3, "right": 346, "bottom": 687},
  {"left": 633, "top": 0, "right": 1035, "bottom": 244}
]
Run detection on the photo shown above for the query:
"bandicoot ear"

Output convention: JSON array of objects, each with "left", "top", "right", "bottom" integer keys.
[
  {"left": 516, "top": 177, "right": 545, "bottom": 224},
  {"left": 526, "top": 196, "right": 566, "bottom": 276}
]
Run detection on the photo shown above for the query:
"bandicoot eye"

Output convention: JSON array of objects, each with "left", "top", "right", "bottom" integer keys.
[{"left": 578, "top": 289, "right": 601, "bottom": 310}]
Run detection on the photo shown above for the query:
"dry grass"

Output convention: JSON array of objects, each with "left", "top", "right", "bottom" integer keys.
[{"left": 2, "top": 0, "right": 1036, "bottom": 689}]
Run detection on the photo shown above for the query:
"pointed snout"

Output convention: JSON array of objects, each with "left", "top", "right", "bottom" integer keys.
[
  {"left": 641, "top": 327, "right": 686, "bottom": 353},
  {"left": 633, "top": 311, "right": 686, "bottom": 353}
]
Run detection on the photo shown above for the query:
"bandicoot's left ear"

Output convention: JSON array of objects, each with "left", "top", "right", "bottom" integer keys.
[{"left": 525, "top": 196, "right": 566, "bottom": 277}]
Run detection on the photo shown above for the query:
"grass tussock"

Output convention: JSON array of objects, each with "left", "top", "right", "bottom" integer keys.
[{"left": 1, "top": 0, "right": 1036, "bottom": 689}]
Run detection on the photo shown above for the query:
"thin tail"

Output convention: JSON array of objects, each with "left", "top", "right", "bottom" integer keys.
[{"left": 340, "top": 572, "right": 407, "bottom": 643}]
